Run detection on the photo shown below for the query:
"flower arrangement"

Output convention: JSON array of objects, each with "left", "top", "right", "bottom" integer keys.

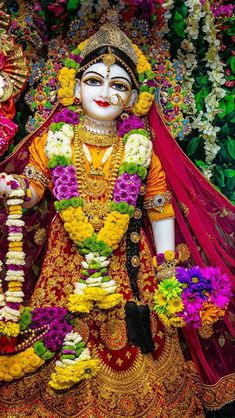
[
  {"left": 176, "top": 0, "right": 227, "bottom": 178},
  {"left": 154, "top": 265, "right": 232, "bottom": 329},
  {"left": 0, "top": 306, "right": 100, "bottom": 388},
  {"left": 0, "top": 175, "right": 31, "bottom": 340},
  {"left": 45, "top": 108, "right": 152, "bottom": 314},
  {"left": 49, "top": 331, "right": 100, "bottom": 390}
]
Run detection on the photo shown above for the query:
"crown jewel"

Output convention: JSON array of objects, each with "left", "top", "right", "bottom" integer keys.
[{"left": 80, "top": 23, "right": 138, "bottom": 65}]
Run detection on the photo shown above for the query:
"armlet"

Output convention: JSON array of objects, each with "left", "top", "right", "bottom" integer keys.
[
  {"left": 143, "top": 191, "right": 172, "bottom": 212},
  {"left": 23, "top": 165, "right": 50, "bottom": 188}
]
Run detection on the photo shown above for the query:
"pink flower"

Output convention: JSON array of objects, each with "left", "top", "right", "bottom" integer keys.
[{"left": 204, "top": 267, "right": 232, "bottom": 308}]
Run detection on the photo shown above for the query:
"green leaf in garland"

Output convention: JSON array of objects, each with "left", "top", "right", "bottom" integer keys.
[
  {"left": 218, "top": 100, "right": 227, "bottom": 119},
  {"left": 67, "top": 0, "right": 80, "bottom": 12},
  {"left": 215, "top": 174, "right": 225, "bottom": 189},
  {"left": 174, "top": 10, "right": 183, "bottom": 21},
  {"left": 174, "top": 22, "right": 185, "bottom": 38},
  {"left": 220, "top": 123, "right": 229, "bottom": 136},
  {"left": 227, "top": 137, "right": 235, "bottom": 159},
  {"left": 224, "top": 95, "right": 235, "bottom": 115},
  {"left": 226, "top": 177, "right": 235, "bottom": 191},
  {"left": 224, "top": 169, "right": 235, "bottom": 178},
  {"left": 195, "top": 160, "right": 208, "bottom": 169},
  {"left": 179, "top": 4, "right": 188, "bottom": 18},
  {"left": 186, "top": 137, "right": 200, "bottom": 156}
]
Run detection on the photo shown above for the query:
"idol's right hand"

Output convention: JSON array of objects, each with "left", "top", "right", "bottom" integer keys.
[{"left": 0, "top": 172, "right": 20, "bottom": 198}]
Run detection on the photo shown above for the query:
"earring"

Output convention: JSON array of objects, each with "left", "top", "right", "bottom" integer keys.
[
  {"left": 120, "top": 103, "right": 132, "bottom": 120},
  {"left": 74, "top": 97, "right": 81, "bottom": 105}
]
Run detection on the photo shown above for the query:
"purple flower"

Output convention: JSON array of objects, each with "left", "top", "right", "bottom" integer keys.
[
  {"left": 203, "top": 267, "right": 232, "bottom": 308},
  {"left": 117, "top": 115, "right": 145, "bottom": 137},
  {"left": 66, "top": 166, "right": 76, "bottom": 176},
  {"left": 52, "top": 165, "right": 66, "bottom": 178},
  {"left": 176, "top": 266, "right": 210, "bottom": 294},
  {"left": 10, "top": 179, "right": 20, "bottom": 190},
  {"left": 122, "top": 173, "right": 132, "bottom": 181},
  {"left": 69, "top": 53, "right": 82, "bottom": 64},
  {"left": 182, "top": 291, "right": 204, "bottom": 314},
  {"left": 8, "top": 226, "right": 22, "bottom": 233},
  {"left": 117, "top": 181, "right": 127, "bottom": 190},
  {"left": 120, "top": 191, "right": 127, "bottom": 199},
  {"left": 126, "top": 196, "right": 136, "bottom": 206},
  {"left": 179, "top": 310, "right": 202, "bottom": 328},
  {"left": 113, "top": 194, "right": 122, "bottom": 203},
  {"left": 157, "top": 253, "right": 165, "bottom": 264},
  {"left": 53, "top": 109, "right": 80, "bottom": 125},
  {"left": 60, "top": 174, "right": 70, "bottom": 183}
]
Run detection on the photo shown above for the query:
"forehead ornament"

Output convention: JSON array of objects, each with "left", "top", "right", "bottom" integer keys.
[{"left": 103, "top": 47, "right": 116, "bottom": 78}]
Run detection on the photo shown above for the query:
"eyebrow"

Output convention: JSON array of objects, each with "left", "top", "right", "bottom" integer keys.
[{"left": 83, "top": 71, "right": 131, "bottom": 84}]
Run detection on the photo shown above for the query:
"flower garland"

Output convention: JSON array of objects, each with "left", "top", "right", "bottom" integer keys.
[
  {"left": 45, "top": 109, "right": 152, "bottom": 314},
  {"left": 49, "top": 331, "right": 100, "bottom": 390},
  {"left": 177, "top": 0, "right": 227, "bottom": 178},
  {"left": 153, "top": 255, "right": 232, "bottom": 329},
  {"left": 0, "top": 306, "right": 99, "bottom": 388},
  {"left": 0, "top": 175, "right": 29, "bottom": 338}
]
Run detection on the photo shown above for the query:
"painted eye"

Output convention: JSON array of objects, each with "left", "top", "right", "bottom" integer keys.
[
  {"left": 111, "top": 82, "right": 128, "bottom": 92},
  {"left": 83, "top": 78, "right": 102, "bottom": 86}
]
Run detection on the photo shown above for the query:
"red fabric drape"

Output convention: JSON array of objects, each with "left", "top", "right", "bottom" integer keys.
[{"left": 148, "top": 104, "right": 235, "bottom": 385}]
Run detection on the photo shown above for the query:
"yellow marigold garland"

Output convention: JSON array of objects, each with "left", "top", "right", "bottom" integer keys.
[{"left": 0, "top": 347, "right": 45, "bottom": 382}]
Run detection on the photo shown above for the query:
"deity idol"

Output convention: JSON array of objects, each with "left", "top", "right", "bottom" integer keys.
[{"left": 0, "top": 24, "right": 234, "bottom": 417}]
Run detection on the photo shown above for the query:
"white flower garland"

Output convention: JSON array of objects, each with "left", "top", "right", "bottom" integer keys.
[
  {"left": 177, "top": 0, "right": 226, "bottom": 178},
  {"left": 0, "top": 188, "right": 26, "bottom": 323}
]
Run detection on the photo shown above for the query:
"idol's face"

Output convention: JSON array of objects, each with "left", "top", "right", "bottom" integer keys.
[{"left": 77, "top": 62, "right": 138, "bottom": 122}]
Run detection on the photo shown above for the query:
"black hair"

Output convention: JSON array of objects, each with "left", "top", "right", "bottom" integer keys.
[{"left": 78, "top": 46, "right": 138, "bottom": 89}]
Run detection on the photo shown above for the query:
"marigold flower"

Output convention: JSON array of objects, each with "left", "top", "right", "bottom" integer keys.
[{"left": 164, "top": 250, "right": 175, "bottom": 261}]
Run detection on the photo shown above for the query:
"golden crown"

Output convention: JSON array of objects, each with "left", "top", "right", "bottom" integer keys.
[{"left": 80, "top": 23, "right": 138, "bottom": 65}]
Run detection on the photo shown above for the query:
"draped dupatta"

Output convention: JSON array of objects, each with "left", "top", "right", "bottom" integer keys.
[{"left": 148, "top": 104, "right": 235, "bottom": 390}]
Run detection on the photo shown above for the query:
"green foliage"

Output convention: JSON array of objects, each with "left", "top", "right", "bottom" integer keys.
[{"left": 167, "top": 4, "right": 235, "bottom": 202}]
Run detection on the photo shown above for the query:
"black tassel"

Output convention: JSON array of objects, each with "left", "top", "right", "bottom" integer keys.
[
  {"left": 125, "top": 192, "right": 154, "bottom": 355},
  {"left": 125, "top": 301, "right": 154, "bottom": 354},
  {"left": 125, "top": 301, "right": 140, "bottom": 346},
  {"left": 137, "top": 304, "right": 154, "bottom": 354}
]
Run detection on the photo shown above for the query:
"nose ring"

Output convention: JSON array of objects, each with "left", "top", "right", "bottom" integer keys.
[{"left": 109, "top": 94, "right": 123, "bottom": 107}]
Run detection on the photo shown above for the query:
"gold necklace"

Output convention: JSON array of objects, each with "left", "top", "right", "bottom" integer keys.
[
  {"left": 74, "top": 126, "right": 124, "bottom": 230},
  {"left": 78, "top": 123, "right": 119, "bottom": 147}
]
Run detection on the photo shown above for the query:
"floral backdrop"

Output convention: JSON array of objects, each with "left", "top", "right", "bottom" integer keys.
[{"left": 0, "top": 0, "right": 234, "bottom": 203}]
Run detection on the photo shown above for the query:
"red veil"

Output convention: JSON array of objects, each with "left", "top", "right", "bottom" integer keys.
[
  {"left": 148, "top": 104, "right": 235, "bottom": 409},
  {"left": 0, "top": 103, "right": 234, "bottom": 409}
]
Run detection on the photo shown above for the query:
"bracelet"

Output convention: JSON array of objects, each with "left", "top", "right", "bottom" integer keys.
[
  {"left": 23, "top": 165, "right": 50, "bottom": 188},
  {"left": 153, "top": 250, "right": 180, "bottom": 279},
  {"left": 143, "top": 191, "right": 172, "bottom": 212}
]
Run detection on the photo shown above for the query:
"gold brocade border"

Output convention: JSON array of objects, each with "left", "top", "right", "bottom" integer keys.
[{"left": 192, "top": 373, "right": 235, "bottom": 410}]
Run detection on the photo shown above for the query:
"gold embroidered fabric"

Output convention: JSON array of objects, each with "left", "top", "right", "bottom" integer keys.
[{"left": 0, "top": 215, "right": 205, "bottom": 418}]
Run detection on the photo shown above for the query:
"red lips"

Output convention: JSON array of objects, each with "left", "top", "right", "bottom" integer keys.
[{"left": 94, "top": 100, "right": 110, "bottom": 107}]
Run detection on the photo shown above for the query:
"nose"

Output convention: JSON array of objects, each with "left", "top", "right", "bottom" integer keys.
[{"left": 99, "top": 80, "right": 110, "bottom": 99}]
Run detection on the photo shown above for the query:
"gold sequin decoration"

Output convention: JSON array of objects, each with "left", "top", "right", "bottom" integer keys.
[
  {"left": 131, "top": 255, "right": 140, "bottom": 267},
  {"left": 134, "top": 208, "right": 142, "bottom": 219},
  {"left": 130, "top": 232, "right": 140, "bottom": 243},
  {"left": 139, "top": 184, "right": 146, "bottom": 195}
]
